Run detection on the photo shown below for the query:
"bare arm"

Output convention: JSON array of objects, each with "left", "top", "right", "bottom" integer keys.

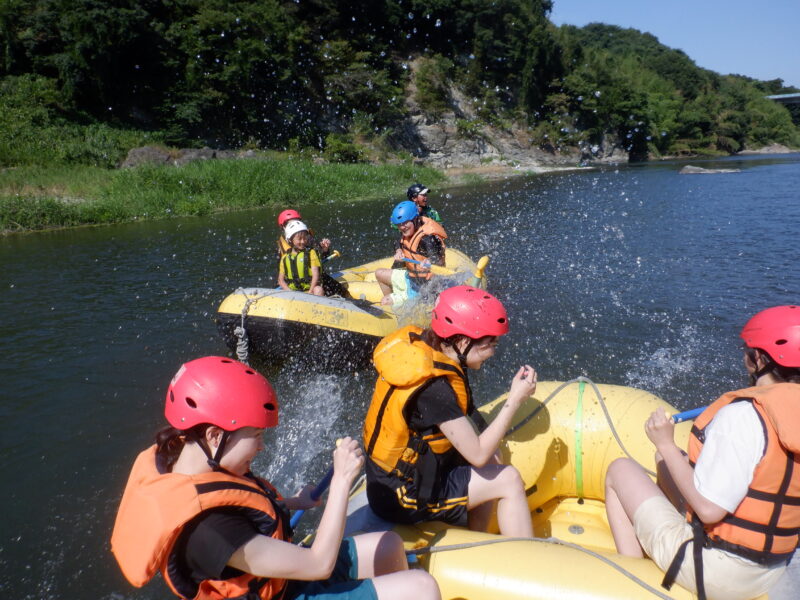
[
  {"left": 647, "top": 408, "right": 728, "bottom": 524},
  {"left": 277, "top": 270, "right": 290, "bottom": 291},
  {"left": 227, "top": 437, "right": 363, "bottom": 580},
  {"left": 439, "top": 366, "right": 536, "bottom": 467},
  {"left": 309, "top": 266, "right": 320, "bottom": 293}
]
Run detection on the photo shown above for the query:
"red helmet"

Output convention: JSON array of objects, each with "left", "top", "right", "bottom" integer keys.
[
  {"left": 740, "top": 306, "right": 800, "bottom": 368},
  {"left": 165, "top": 357, "right": 279, "bottom": 431},
  {"left": 277, "top": 209, "right": 301, "bottom": 227},
  {"left": 431, "top": 285, "right": 509, "bottom": 339}
]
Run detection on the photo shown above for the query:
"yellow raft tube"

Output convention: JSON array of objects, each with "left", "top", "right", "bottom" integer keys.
[
  {"left": 346, "top": 378, "right": 769, "bottom": 600},
  {"left": 215, "top": 249, "right": 488, "bottom": 368}
]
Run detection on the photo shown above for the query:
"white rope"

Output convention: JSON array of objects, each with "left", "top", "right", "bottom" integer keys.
[{"left": 406, "top": 536, "right": 676, "bottom": 599}]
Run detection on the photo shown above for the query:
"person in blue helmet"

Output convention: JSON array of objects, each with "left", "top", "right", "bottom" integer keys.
[
  {"left": 375, "top": 201, "right": 447, "bottom": 308},
  {"left": 407, "top": 183, "right": 442, "bottom": 223}
]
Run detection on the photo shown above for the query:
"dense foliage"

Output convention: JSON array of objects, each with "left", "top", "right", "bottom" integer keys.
[{"left": 1, "top": 1, "right": 797, "bottom": 165}]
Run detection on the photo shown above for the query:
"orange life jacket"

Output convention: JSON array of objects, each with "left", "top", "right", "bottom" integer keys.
[
  {"left": 663, "top": 384, "right": 800, "bottom": 599},
  {"left": 400, "top": 217, "right": 447, "bottom": 282},
  {"left": 686, "top": 383, "right": 800, "bottom": 563},
  {"left": 363, "top": 326, "right": 470, "bottom": 498},
  {"left": 111, "top": 446, "right": 290, "bottom": 600}
]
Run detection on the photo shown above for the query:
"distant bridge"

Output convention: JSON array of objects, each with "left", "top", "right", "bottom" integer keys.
[{"left": 766, "top": 93, "right": 800, "bottom": 105}]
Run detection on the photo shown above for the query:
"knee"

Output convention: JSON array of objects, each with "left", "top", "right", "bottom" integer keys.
[
  {"left": 606, "top": 457, "right": 638, "bottom": 489},
  {"left": 499, "top": 465, "right": 525, "bottom": 493},
  {"left": 405, "top": 570, "right": 441, "bottom": 599}
]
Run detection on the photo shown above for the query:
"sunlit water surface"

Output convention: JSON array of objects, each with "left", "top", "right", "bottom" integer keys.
[{"left": 1, "top": 153, "right": 799, "bottom": 598}]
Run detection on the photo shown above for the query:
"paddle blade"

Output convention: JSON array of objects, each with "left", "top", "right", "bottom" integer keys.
[{"left": 466, "top": 255, "right": 490, "bottom": 287}]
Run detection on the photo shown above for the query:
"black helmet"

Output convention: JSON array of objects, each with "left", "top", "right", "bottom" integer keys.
[{"left": 407, "top": 183, "right": 430, "bottom": 201}]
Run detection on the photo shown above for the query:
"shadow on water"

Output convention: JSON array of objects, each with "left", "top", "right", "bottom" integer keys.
[{"left": 1, "top": 153, "right": 799, "bottom": 598}]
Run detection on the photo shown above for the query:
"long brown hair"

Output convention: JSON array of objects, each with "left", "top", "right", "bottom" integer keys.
[{"left": 155, "top": 423, "right": 211, "bottom": 471}]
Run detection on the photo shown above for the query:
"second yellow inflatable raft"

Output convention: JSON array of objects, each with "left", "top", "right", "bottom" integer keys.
[{"left": 346, "top": 378, "right": 769, "bottom": 599}]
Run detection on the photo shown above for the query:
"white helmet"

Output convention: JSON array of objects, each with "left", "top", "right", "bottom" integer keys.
[{"left": 283, "top": 220, "right": 309, "bottom": 242}]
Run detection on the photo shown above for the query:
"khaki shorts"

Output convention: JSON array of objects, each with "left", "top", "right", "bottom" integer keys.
[{"left": 634, "top": 496, "right": 786, "bottom": 600}]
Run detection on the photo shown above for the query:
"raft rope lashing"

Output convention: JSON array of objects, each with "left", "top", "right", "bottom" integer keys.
[
  {"left": 232, "top": 289, "right": 277, "bottom": 366},
  {"left": 406, "top": 536, "right": 676, "bottom": 600},
  {"left": 574, "top": 379, "right": 585, "bottom": 501},
  {"left": 505, "top": 376, "right": 657, "bottom": 477}
]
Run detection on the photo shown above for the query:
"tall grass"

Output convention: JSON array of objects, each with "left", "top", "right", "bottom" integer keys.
[{"left": 1, "top": 157, "right": 445, "bottom": 232}]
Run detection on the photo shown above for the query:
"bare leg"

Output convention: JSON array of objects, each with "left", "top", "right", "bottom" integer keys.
[
  {"left": 352, "top": 531, "right": 407, "bottom": 577},
  {"left": 656, "top": 450, "right": 687, "bottom": 513},
  {"left": 467, "top": 499, "right": 495, "bottom": 532},
  {"left": 354, "top": 532, "right": 441, "bottom": 600},
  {"left": 605, "top": 457, "right": 665, "bottom": 557},
  {"left": 371, "top": 570, "right": 441, "bottom": 600},
  {"left": 468, "top": 464, "right": 532, "bottom": 537},
  {"left": 375, "top": 269, "right": 393, "bottom": 296}
]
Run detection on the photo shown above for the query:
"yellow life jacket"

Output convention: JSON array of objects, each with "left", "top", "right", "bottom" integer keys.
[
  {"left": 363, "top": 326, "right": 470, "bottom": 487},
  {"left": 275, "top": 235, "right": 292, "bottom": 259},
  {"left": 111, "top": 446, "right": 290, "bottom": 600},
  {"left": 400, "top": 217, "right": 447, "bottom": 282},
  {"left": 663, "top": 384, "right": 800, "bottom": 598},
  {"left": 281, "top": 248, "right": 318, "bottom": 291}
]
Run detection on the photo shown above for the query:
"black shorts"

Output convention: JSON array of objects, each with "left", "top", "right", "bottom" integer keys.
[{"left": 366, "top": 464, "right": 472, "bottom": 527}]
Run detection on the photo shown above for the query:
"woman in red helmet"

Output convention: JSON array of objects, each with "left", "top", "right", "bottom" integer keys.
[
  {"left": 111, "top": 356, "right": 440, "bottom": 600},
  {"left": 363, "top": 285, "right": 536, "bottom": 536},
  {"left": 604, "top": 306, "right": 800, "bottom": 600}
]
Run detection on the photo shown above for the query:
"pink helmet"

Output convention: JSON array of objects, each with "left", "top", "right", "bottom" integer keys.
[
  {"left": 431, "top": 286, "right": 509, "bottom": 339},
  {"left": 740, "top": 306, "right": 800, "bottom": 368},
  {"left": 277, "top": 209, "right": 301, "bottom": 228},
  {"left": 165, "top": 357, "right": 278, "bottom": 431}
]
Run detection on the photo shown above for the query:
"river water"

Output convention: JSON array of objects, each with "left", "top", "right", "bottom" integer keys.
[{"left": 1, "top": 153, "right": 799, "bottom": 599}]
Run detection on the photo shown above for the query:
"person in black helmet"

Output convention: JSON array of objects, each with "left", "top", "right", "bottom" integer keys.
[{"left": 407, "top": 184, "right": 442, "bottom": 223}]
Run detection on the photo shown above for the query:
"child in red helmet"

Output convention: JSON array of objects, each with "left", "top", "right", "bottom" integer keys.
[
  {"left": 363, "top": 286, "right": 536, "bottom": 537},
  {"left": 604, "top": 306, "right": 800, "bottom": 600},
  {"left": 112, "top": 357, "right": 440, "bottom": 600},
  {"left": 276, "top": 209, "right": 331, "bottom": 260},
  {"left": 276, "top": 209, "right": 345, "bottom": 295}
]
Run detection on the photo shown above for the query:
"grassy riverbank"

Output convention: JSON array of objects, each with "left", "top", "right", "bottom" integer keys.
[{"left": 0, "top": 157, "right": 446, "bottom": 233}]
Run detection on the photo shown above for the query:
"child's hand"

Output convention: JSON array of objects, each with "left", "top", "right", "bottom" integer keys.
[
  {"left": 393, "top": 248, "right": 404, "bottom": 261},
  {"left": 420, "top": 259, "right": 431, "bottom": 271},
  {"left": 292, "top": 483, "right": 323, "bottom": 509},
  {"left": 507, "top": 365, "right": 537, "bottom": 407},
  {"left": 645, "top": 407, "right": 675, "bottom": 450},
  {"left": 332, "top": 437, "right": 363, "bottom": 484},
  {"left": 319, "top": 238, "right": 331, "bottom": 251}
]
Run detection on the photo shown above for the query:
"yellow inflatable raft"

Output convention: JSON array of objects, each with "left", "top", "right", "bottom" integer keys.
[
  {"left": 215, "top": 249, "right": 488, "bottom": 368},
  {"left": 346, "top": 378, "right": 769, "bottom": 599}
]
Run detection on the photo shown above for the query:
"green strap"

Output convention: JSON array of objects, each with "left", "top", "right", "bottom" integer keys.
[{"left": 575, "top": 380, "right": 585, "bottom": 500}]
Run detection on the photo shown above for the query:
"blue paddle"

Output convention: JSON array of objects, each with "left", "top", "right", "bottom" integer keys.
[
  {"left": 672, "top": 407, "right": 705, "bottom": 423},
  {"left": 289, "top": 466, "right": 334, "bottom": 528}
]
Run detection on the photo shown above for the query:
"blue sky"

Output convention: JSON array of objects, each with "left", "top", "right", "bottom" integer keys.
[{"left": 549, "top": 1, "right": 800, "bottom": 89}]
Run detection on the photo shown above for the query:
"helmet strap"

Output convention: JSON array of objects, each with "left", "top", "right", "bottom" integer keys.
[
  {"left": 456, "top": 338, "right": 475, "bottom": 371},
  {"left": 186, "top": 428, "right": 230, "bottom": 472}
]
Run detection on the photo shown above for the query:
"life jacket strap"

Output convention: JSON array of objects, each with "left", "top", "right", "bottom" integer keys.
[{"left": 662, "top": 517, "right": 707, "bottom": 600}]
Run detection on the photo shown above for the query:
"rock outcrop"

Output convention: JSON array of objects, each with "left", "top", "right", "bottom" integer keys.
[{"left": 679, "top": 165, "right": 741, "bottom": 174}]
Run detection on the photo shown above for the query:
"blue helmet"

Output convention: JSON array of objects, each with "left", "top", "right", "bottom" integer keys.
[{"left": 390, "top": 201, "right": 419, "bottom": 226}]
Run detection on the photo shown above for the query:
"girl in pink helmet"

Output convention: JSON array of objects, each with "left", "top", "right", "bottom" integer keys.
[
  {"left": 112, "top": 357, "right": 440, "bottom": 600},
  {"left": 604, "top": 306, "right": 800, "bottom": 600},
  {"left": 363, "top": 285, "right": 537, "bottom": 537}
]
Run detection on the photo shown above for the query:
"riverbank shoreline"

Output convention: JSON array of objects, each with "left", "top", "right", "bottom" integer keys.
[
  {"left": 3, "top": 145, "right": 797, "bottom": 235},
  {"left": 1, "top": 156, "right": 584, "bottom": 235}
]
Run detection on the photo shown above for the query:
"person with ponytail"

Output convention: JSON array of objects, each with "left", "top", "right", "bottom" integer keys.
[
  {"left": 605, "top": 306, "right": 800, "bottom": 600},
  {"left": 362, "top": 285, "right": 536, "bottom": 536},
  {"left": 111, "top": 356, "right": 440, "bottom": 600}
]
